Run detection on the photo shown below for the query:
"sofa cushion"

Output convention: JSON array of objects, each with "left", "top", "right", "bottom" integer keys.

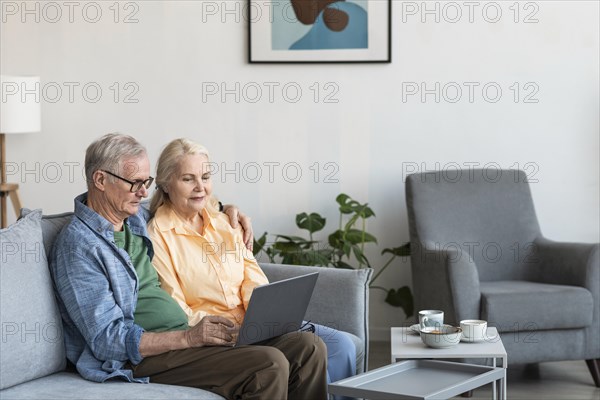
[
  {"left": 0, "top": 210, "right": 66, "bottom": 389},
  {"left": 20, "top": 208, "right": 73, "bottom": 258},
  {"left": 480, "top": 281, "right": 593, "bottom": 332},
  {"left": 0, "top": 372, "right": 224, "bottom": 399}
]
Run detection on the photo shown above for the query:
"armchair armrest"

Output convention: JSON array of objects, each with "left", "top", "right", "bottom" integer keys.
[
  {"left": 411, "top": 244, "right": 481, "bottom": 325},
  {"left": 533, "top": 238, "right": 599, "bottom": 293},
  {"left": 533, "top": 238, "right": 599, "bottom": 356}
]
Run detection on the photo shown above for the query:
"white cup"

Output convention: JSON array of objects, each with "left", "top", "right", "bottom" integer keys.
[
  {"left": 460, "top": 319, "right": 487, "bottom": 340},
  {"left": 419, "top": 310, "right": 444, "bottom": 330}
]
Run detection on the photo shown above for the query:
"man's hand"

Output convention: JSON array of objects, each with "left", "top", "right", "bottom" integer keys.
[
  {"left": 139, "top": 316, "right": 238, "bottom": 357},
  {"left": 185, "top": 316, "right": 238, "bottom": 348},
  {"left": 223, "top": 204, "right": 254, "bottom": 251}
]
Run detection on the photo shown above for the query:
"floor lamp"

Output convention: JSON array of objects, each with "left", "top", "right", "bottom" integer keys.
[{"left": 0, "top": 75, "right": 41, "bottom": 228}]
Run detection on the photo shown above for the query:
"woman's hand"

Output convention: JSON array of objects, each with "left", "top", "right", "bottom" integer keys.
[
  {"left": 222, "top": 204, "right": 254, "bottom": 251},
  {"left": 185, "top": 315, "right": 239, "bottom": 347}
]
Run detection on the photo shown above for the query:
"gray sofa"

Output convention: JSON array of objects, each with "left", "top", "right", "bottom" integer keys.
[{"left": 0, "top": 209, "right": 372, "bottom": 399}]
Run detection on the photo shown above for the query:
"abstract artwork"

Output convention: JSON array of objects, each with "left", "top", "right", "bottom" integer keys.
[{"left": 249, "top": 0, "right": 391, "bottom": 63}]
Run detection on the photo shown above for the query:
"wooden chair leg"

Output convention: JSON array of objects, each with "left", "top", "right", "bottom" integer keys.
[
  {"left": 8, "top": 187, "right": 22, "bottom": 217},
  {"left": 586, "top": 359, "right": 600, "bottom": 387}
]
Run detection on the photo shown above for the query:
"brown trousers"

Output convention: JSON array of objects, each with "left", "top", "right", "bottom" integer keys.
[{"left": 131, "top": 331, "right": 328, "bottom": 400}]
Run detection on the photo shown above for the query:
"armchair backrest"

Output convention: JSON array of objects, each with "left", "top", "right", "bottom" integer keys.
[{"left": 406, "top": 169, "right": 541, "bottom": 281}]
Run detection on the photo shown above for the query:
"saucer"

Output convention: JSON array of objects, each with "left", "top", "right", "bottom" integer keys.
[{"left": 460, "top": 334, "right": 498, "bottom": 343}]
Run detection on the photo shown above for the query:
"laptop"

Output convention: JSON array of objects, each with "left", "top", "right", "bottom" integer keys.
[{"left": 236, "top": 272, "right": 319, "bottom": 346}]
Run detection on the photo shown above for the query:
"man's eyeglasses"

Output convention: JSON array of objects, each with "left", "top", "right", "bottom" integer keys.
[{"left": 101, "top": 170, "right": 154, "bottom": 193}]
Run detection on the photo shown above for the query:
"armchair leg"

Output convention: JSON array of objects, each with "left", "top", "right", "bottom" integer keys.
[{"left": 586, "top": 359, "right": 600, "bottom": 387}]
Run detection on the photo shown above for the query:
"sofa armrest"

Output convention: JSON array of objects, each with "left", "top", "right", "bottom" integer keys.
[
  {"left": 411, "top": 244, "right": 481, "bottom": 325},
  {"left": 259, "top": 263, "right": 372, "bottom": 368},
  {"left": 533, "top": 238, "right": 599, "bottom": 291}
]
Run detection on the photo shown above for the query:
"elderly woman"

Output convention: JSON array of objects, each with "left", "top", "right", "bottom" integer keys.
[{"left": 147, "top": 138, "right": 356, "bottom": 389}]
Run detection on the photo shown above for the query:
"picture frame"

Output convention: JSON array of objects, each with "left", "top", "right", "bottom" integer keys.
[{"left": 248, "top": 0, "right": 391, "bottom": 63}]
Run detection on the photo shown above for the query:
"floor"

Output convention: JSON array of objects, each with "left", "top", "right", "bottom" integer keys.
[{"left": 368, "top": 341, "right": 600, "bottom": 400}]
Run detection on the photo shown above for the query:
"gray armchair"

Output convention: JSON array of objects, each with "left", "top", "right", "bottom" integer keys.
[{"left": 405, "top": 169, "right": 599, "bottom": 386}]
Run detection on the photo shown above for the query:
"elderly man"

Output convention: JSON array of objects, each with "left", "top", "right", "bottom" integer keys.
[{"left": 50, "top": 133, "right": 327, "bottom": 399}]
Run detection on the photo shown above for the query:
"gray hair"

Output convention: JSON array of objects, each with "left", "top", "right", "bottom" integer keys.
[{"left": 84, "top": 133, "right": 147, "bottom": 188}]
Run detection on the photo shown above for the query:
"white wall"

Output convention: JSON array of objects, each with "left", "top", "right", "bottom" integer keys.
[{"left": 2, "top": 0, "right": 598, "bottom": 340}]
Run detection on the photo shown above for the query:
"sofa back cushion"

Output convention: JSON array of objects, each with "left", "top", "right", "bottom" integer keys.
[
  {"left": 0, "top": 210, "right": 66, "bottom": 389},
  {"left": 32, "top": 211, "right": 74, "bottom": 258}
]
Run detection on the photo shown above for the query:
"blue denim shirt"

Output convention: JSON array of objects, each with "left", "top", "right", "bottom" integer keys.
[{"left": 50, "top": 193, "right": 152, "bottom": 383}]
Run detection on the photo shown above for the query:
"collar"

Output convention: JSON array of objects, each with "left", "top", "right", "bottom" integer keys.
[
  {"left": 153, "top": 203, "right": 214, "bottom": 235},
  {"left": 74, "top": 192, "right": 149, "bottom": 241}
]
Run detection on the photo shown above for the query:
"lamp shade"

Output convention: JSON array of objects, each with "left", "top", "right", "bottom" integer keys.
[{"left": 0, "top": 75, "right": 41, "bottom": 134}]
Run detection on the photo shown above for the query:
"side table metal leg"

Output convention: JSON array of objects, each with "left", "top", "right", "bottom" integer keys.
[
  {"left": 492, "top": 358, "right": 497, "bottom": 400},
  {"left": 502, "top": 357, "right": 507, "bottom": 400},
  {"left": 498, "top": 372, "right": 507, "bottom": 400},
  {"left": 497, "top": 378, "right": 501, "bottom": 400}
]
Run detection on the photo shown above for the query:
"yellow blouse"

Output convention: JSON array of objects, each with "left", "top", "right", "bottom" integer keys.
[{"left": 147, "top": 204, "right": 268, "bottom": 326}]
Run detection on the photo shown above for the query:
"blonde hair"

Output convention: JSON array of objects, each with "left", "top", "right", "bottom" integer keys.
[{"left": 150, "top": 138, "right": 219, "bottom": 217}]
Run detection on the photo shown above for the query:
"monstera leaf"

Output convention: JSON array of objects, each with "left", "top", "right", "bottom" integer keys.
[{"left": 296, "top": 212, "right": 326, "bottom": 234}]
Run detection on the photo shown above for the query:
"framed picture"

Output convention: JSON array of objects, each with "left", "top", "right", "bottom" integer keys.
[{"left": 249, "top": 0, "right": 391, "bottom": 63}]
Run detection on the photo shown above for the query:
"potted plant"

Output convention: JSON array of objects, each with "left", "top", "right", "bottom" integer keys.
[{"left": 253, "top": 193, "right": 414, "bottom": 318}]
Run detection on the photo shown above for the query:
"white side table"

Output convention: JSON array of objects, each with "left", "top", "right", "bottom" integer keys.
[{"left": 391, "top": 327, "right": 507, "bottom": 400}]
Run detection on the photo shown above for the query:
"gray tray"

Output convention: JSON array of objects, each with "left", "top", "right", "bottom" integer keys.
[{"left": 328, "top": 359, "right": 504, "bottom": 399}]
